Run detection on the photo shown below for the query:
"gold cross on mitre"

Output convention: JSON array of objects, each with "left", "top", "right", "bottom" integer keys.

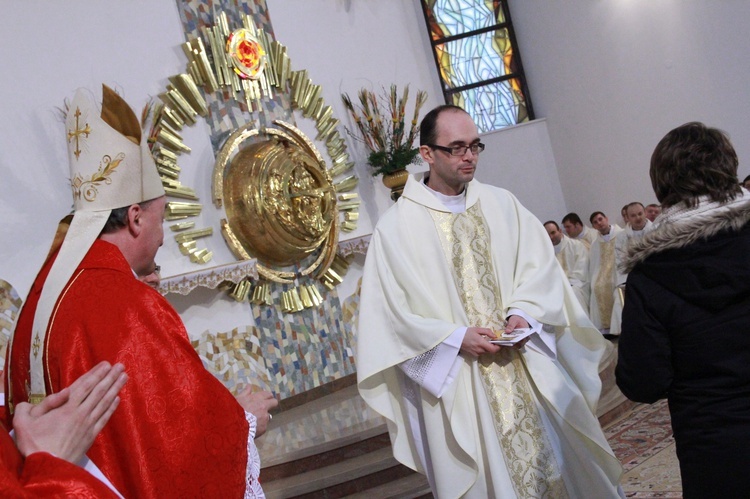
[{"left": 67, "top": 107, "right": 91, "bottom": 159}]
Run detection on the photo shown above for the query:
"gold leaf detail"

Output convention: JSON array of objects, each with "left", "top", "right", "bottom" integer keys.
[{"left": 71, "top": 152, "right": 125, "bottom": 202}]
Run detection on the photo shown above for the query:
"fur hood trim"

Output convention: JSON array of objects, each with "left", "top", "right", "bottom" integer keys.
[{"left": 622, "top": 200, "right": 750, "bottom": 273}]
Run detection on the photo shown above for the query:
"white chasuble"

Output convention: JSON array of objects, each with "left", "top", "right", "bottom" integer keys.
[
  {"left": 357, "top": 175, "right": 622, "bottom": 499},
  {"left": 430, "top": 204, "right": 566, "bottom": 498},
  {"left": 555, "top": 236, "right": 590, "bottom": 313}
]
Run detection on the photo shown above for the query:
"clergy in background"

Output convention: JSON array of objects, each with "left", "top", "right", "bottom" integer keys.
[
  {"left": 588, "top": 211, "right": 623, "bottom": 335},
  {"left": 562, "top": 212, "right": 598, "bottom": 250},
  {"left": 609, "top": 202, "right": 653, "bottom": 337},
  {"left": 357, "top": 105, "right": 622, "bottom": 498},
  {"left": 544, "top": 220, "right": 591, "bottom": 313}
]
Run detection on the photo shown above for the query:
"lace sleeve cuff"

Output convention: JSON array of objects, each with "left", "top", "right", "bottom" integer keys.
[
  {"left": 399, "top": 327, "right": 465, "bottom": 398},
  {"left": 243, "top": 411, "right": 265, "bottom": 498}
]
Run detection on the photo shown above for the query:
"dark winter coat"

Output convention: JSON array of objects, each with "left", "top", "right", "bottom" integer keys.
[{"left": 616, "top": 199, "right": 750, "bottom": 499}]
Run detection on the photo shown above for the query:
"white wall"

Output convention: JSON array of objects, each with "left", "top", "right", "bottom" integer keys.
[
  {"left": 0, "top": 1, "right": 206, "bottom": 294},
  {"left": 9, "top": 0, "right": 744, "bottom": 331},
  {"left": 509, "top": 0, "right": 750, "bottom": 222},
  {"left": 476, "top": 120, "right": 565, "bottom": 224},
  {"left": 0, "top": 0, "right": 567, "bottom": 318},
  {"left": 266, "top": 0, "right": 566, "bottom": 229}
]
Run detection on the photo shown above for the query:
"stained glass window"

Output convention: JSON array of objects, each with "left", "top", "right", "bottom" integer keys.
[{"left": 421, "top": 0, "right": 533, "bottom": 132}]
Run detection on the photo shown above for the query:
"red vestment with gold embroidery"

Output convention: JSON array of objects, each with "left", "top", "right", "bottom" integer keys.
[{"left": 7, "top": 240, "right": 250, "bottom": 498}]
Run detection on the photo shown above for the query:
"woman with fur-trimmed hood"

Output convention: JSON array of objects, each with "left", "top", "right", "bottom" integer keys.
[{"left": 616, "top": 122, "right": 750, "bottom": 499}]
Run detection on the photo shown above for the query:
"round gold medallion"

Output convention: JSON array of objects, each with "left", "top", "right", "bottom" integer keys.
[{"left": 217, "top": 121, "right": 339, "bottom": 283}]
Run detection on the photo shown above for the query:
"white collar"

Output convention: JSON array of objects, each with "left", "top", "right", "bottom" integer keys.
[{"left": 422, "top": 176, "right": 467, "bottom": 214}]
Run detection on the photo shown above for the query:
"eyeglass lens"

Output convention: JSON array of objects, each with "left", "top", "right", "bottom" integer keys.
[{"left": 451, "top": 143, "right": 484, "bottom": 156}]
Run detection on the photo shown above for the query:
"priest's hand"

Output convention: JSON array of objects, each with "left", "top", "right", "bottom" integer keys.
[
  {"left": 14, "top": 361, "right": 127, "bottom": 463},
  {"left": 505, "top": 315, "right": 531, "bottom": 350},
  {"left": 461, "top": 327, "right": 501, "bottom": 357},
  {"left": 236, "top": 387, "right": 279, "bottom": 437}
]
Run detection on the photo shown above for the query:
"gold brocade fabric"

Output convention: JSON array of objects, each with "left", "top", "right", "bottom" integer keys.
[
  {"left": 430, "top": 204, "right": 567, "bottom": 498},
  {"left": 594, "top": 240, "right": 616, "bottom": 328}
]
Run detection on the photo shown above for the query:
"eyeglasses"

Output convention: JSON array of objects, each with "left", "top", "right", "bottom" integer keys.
[{"left": 427, "top": 142, "right": 485, "bottom": 156}]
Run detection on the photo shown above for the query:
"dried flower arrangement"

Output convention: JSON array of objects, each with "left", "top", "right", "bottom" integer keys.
[{"left": 342, "top": 85, "right": 428, "bottom": 176}]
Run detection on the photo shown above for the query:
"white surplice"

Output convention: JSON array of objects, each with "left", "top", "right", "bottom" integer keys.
[
  {"left": 554, "top": 235, "right": 591, "bottom": 313},
  {"left": 575, "top": 225, "right": 599, "bottom": 251},
  {"left": 609, "top": 220, "right": 653, "bottom": 336},
  {"left": 357, "top": 175, "right": 622, "bottom": 498}
]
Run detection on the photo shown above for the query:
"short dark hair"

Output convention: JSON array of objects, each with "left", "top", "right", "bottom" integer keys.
[
  {"left": 650, "top": 122, "right": 741, "bottom": 208},
  {"left": 626, "top": 201, "right": 644, "bottom": 211},
  {"left": 419, "top": 105, "right": 468, "bottom": 146},
  {"left": 742, "top": 174, "right": 750, "bottom": 184},
  {"left": 100, "top": 199, "right": 158, "bottom": 235},
  {"left": 562, "top": 213, "right": 583, "bottom": 226},
  {"left": 543, "top": 220, "right": 560, "bottom": 230},
  {"left": 589, "top": 211, "right": 605, "bottom": 224}
]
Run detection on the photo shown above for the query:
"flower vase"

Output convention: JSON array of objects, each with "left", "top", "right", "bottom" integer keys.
[{"left": 381, "top": 169, "right": 409, "bottom": 201}]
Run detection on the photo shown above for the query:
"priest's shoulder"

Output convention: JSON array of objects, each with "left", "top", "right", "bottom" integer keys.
[
  {"left": 373, "top": 200, "right": 402, "bottom": 227},
  {"left": 474, "top": 181, "right": 524, "bottom": 208},
  {"left": 65, "top": 266, "right": 170, "bottom": 310}
]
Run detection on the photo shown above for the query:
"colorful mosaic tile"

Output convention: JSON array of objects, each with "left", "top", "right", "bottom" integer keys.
[
  {"left": 248, "top": 280, "right": 357, "bottom": 398},
  {"left": 175, "top": 0, "right": 293, "bottom": 148},
  {"left": 194, "top": 275, "right": 358, "bottom": 399},
  {"left": 341, "top": 276, "right": 361, "bottom": 359},
  {"left": 0, "top": 280, "right": 22, "bottom": 371},
  {"left": 191, "top": 325, "right": 273, "bottom": 395}
]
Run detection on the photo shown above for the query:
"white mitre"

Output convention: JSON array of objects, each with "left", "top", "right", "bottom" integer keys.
[{"left": 24, "top": 85, "right": 165, "bottom": 402}]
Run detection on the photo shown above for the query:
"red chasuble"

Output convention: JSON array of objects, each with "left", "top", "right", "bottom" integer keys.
[
  {"left": 7, "top": 240, "right": 250, "bottom": 498},
  {"left": 0, "top": 425, "right": 118, "bottom": 497}
]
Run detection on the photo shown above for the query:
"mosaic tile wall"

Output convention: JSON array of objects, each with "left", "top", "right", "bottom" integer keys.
[
  {"left": 0, "top": 280, "right": 22, "bottom": 371},
  {"left": 2, "top": 272, "right": 361, "bottom": 400},
  {"left": 175, "top": 0, "right": 293, "bottom": 150},
  {"left": 173, "top": 0, "right": 360, "bottom": 399},
  {"left": 193, "top": 280, "right": 359, "bottom": 399}
]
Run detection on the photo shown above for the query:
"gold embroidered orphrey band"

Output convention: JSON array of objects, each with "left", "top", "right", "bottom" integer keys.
[
  {"left": 594, "top": 240, "right": 616, "bottom": 329},
  {"left": 430, "top": 203, "right": 567, "bottom": 498}
]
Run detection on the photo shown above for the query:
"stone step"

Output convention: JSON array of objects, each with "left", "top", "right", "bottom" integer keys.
[
  {"left": 596, "top": 339, "right": 632, "bottom": 427},
  {"left": 257, "top": 382, "right": 386, "bottom": 471},
  {"left": 262, "top": 446, "right": 398, "bottom": 498},
  {"left": 342, "top": 473, "right": 432, "bottom": 499},
  {"left": 261, "top": 433, "right": 392, "bottom": 483}
]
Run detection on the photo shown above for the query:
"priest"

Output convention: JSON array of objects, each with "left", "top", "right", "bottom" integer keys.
[
  {"left": 6, "top": 85, "right": 277, "bottom": 498},
  {"left": 562, "top": 212, "right": 599, "bottom": 250},
  {"left": 357, "top": 105, "right": 622, "bottom": 498},
  {"left": 609, "top": 202, "right": 653, "bottom": 336},
  {"left": 544, "top": 220, "right": 591, "bottom": 313},
  {"left": 588, "top": 211, "right": 623, "bottom": 335}
]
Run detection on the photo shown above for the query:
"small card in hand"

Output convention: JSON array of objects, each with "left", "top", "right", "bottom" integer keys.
[{"left": 489, "top": 328, "right": 534, "bottom": 346}]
